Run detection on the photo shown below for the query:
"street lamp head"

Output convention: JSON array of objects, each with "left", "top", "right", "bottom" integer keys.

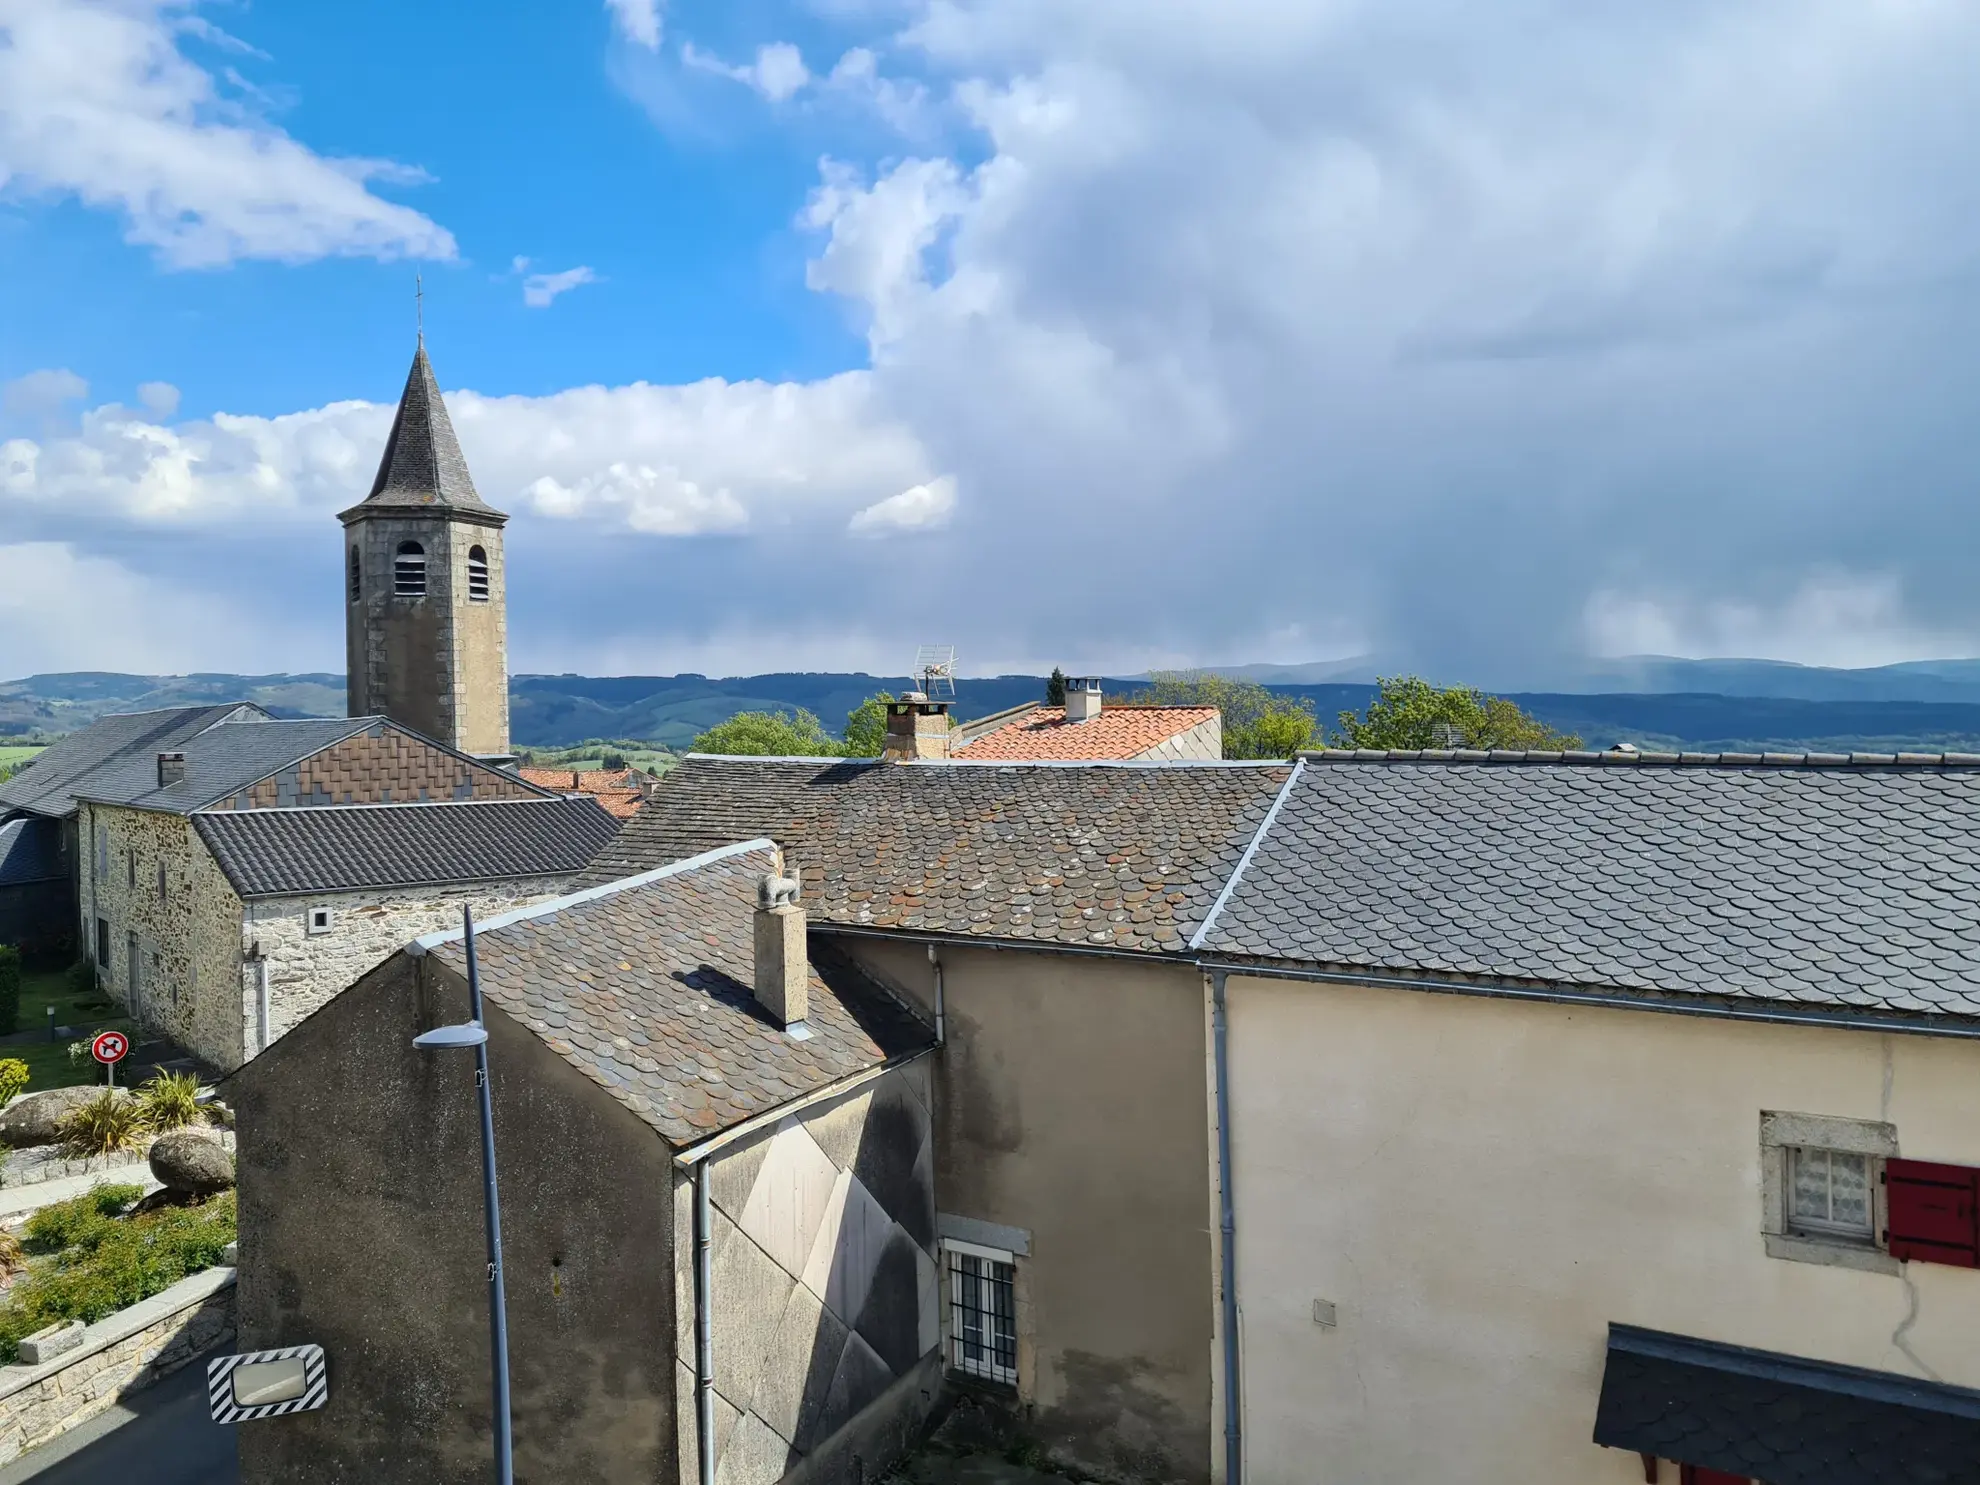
[{"left": 414, "top": 1023, "right": 490, "bottom": 1050}]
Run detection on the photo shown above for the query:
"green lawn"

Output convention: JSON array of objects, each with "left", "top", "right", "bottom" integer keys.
[{"left": 7, "top": 970, "right": 132, "bottom": 1094}]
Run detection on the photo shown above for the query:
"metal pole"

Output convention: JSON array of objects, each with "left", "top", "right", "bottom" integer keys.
[
  {"left": 694, "top": 1158, "right": 716, "bottom": 1485},
  {"left": 462, "top": 905, "right": 514, "bottom": 1485},
  {"left": 1211, "top": 970, "right": 1242, "bottom": 1485}
]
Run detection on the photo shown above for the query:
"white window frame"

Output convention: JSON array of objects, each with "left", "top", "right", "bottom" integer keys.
[
  {"left": 306, "top": 907, "right": 334, "bottom": 936},
  {"left": 943, "top": 1238, "right": 1018, "bottom": 1387},
  {"left": 1760, "top": 1110, "right": 1898, "bottom": 1275}
]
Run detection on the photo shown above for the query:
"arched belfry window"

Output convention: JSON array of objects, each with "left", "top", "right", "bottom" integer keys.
[
  {"left": 394, "top": 540, "right": 427, "bottom": 597},
  {"left": 467, "top": 545, "right": 490, "bottom": 601},
  {"left": 347, "top": 546, "right": 361, "bottom": 602}
]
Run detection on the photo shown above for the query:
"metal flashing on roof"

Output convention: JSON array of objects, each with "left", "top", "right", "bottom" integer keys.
[
  {"left": 1298, "top": 747, "right": 1980, "bottom": 769},
  {"left": 1190, "top": 757, "right": 1305, "bottom": 950}
]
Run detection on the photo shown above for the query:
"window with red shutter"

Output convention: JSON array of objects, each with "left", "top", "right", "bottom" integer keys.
[{"left": 1884, "top": 1158, "right": 1980, "bottom": 1268}]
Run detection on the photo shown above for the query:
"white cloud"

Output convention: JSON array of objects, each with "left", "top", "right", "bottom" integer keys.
[
  {"left": 521, "top": 265, "right": 599, "bottom": 308},
  {"left": 605, "top": 0, "right": 663, "bottom": 50},
  {"left": 2, "top": 369, "right": 88, "bottom": 418},
  {"left": 0, "top": 0, "right": 455, "bottom": 268},
  {"left": 526, "top": 465, "right": 749, "bottom": 535},
  {"left": 136, "top": 382, "right": 180, "bottom": 418},
  {"left": 682, "top": 40, "right": 813, "bottom": 102},
  {"left": 848, "top": 474, "right": 955, "bottom": 535}
]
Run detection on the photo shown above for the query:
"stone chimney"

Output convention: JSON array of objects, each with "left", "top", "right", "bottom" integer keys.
[
  {"left": 882, "top": 692, "right": 952, "bottom": 761},
  {"left": 754, "top": 868, "right": 808, "bottom": 1032},
  {"left": 157, "top": 752, "right": 187, "bottom": 787},
  {"left": 1064, "top": 677, "right": 1102, "bottom": 724}
]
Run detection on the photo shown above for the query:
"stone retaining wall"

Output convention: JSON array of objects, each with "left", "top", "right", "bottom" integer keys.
[{"left": 0, "top": 1266, "right": 236, "bottom": 1465}]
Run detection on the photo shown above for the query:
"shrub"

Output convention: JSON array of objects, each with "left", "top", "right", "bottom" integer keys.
[
  {"left": 24, "top": 1184, "right": 145, "bottom": 1255},
  {"left": 0, "top": 946, "right": 18, "bottom": 1037},
  {"left": 134, "top": 1071, "right": 204, "bottom": 1133},
  {"left": 0, "top": 1192, "right": 235, "bottom": 1362},
  {"left": 66, "top": 958, "right": 97, "bottom": 999},
  {"left": 0, "top": 1230, "right": 23, "bottom": 1280},
  {"left": 57, "top": 1094, "right": 149, "bottom": 1160},
  {"left": 0, "top": 1059, "right": 28, "bottom": 1108}
]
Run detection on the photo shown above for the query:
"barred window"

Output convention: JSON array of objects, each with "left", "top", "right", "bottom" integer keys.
[
  {"left": 394, "top": 540, "right": 427, "bottom": 597},
  {"left": 946, "top": 1242, "right": 1016, "bottom": 1386},
  {"left": 467, "top": 545, "right": 490, "bottom": 601}
]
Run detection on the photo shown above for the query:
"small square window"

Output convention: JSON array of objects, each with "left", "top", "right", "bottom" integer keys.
[
  {"left": 306, "top": 908, "right": 333, "bottom": 936},
  {"left": 945, "top": 1242, "right": 1017, "bottom": 1386},
  {"left": 1788, "top": 1146, "right": 1874, "bottom": 1242}
]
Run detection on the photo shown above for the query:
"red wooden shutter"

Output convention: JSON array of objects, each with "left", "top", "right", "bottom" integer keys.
[{"left": 1884, "top": 1158, "right": 1980, "bottom": 1268}]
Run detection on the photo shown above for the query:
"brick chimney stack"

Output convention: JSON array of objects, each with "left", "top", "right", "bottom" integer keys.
[
  {"left": 882, "top": 692, "right": 952, "bottom": 762},
  {"left": 754, "top": 869, "right": 809, "bottom": 1033}
]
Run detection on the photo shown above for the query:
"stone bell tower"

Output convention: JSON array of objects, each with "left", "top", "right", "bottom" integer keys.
[{"left": 338, "top": 342, "right": 511, "bottom": 758}]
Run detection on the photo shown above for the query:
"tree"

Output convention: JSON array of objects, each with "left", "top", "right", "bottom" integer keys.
[
  {"left": 1123, "top": 672, "right": 1319, "bottom": 760},
  {"left": 1045, "top": 668, "right": 1068, "bottom": 707},
  {"left": 842, "top": 693, "right": 893, "bottom": 756},
  {"left": 1332, "top": 676, "right": 1581, "bottom": 750},
  {"left": 690, "top": 709, "right": 847, "bottom": 757}
]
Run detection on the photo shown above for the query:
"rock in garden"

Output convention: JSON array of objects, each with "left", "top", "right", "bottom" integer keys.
[
  {"left": 0, "top": 1087, "right": 129, "bottom": 1148},
  {"left": 149, "top": 1130, "right": 235, "bottom": 1194}
]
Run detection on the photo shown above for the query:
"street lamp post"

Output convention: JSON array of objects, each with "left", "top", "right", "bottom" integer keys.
[{"left": 413, "top": 905, "right": 514, "bottom": 1485}]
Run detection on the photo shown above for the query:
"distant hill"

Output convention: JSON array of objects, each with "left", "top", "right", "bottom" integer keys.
[{"left": 14, "top": 668, "right": 1980, "bottom": 753}]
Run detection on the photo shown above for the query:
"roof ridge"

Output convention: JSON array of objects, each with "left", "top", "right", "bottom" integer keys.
[
  {"left": 1296, "top": 748, "right": 1980, "bottom": 770},
  {"left": 409, "top": 837, "right": 778, "bottom": 953},
  {"left": 193, "top": 795, "right": 597, "bottom": 817}
]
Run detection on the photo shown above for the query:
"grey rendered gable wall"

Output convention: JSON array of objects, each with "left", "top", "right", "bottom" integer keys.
[{"left": 232, "top": 951, "right": 677, "bottom": 1485}]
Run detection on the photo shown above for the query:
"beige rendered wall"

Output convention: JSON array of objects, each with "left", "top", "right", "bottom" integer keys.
[
  {"left": 847, "top": 938, "right": 1214, "bottom": 1484},
  {"left": 1224, "top": 973, "right": 1980, "bottom": 1485}
]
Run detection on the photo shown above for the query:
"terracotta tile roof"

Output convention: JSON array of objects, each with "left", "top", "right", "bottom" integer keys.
[
  {"left": 951, "top": 705, "right": 1219, "bottom": 761},
  {"left": 519, "top": 766, "right": 647, "bottom": 820},
  {"left": 420, "top": 841, "right": 932, "bottom": 1145},
  {"left": 580, "top": 755, "right": 1292, "bottom": 953}
]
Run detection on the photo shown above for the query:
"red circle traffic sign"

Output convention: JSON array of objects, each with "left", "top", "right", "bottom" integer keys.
[{"left": 90, "top": 1031, "right": 129, "bottom": 1065}]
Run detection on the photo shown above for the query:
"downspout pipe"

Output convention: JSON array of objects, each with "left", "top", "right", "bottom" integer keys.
[
  {"left": 928, "top": 943, "right": 946, "bottom": 1046},
  {"left": 1211, "top": 969, "right": 1242, "bottom": 1485},
  {"left": 694, "top": 1157, "right": 716, "bottom": 1485}
]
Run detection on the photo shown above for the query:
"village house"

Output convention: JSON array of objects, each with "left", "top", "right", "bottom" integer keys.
[
  {"left": 69, "top": 710, "right": 613, "bottom": 1071},
  {"left": 227, "top": 840, "right": 937, "bottom": 1485},
  {"left": 949, "top": 678, "right": 1222, "bottom": 761},
  {"left": 584, "top": 744, "right": 1290, "bottom": 1484},
  {"left": 517, "top": 764, "right": 656, "bottom": 820},
  {"left": 0, "top": 815, "right": 68, "bottom": 966}
]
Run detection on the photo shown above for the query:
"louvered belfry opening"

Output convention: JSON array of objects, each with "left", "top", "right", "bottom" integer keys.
[
  {"left": 393, "top": 540, "right": 427, "bottom": 597},
  {"left": 467, "top": 545, "right": 490, "bottom": 601}
]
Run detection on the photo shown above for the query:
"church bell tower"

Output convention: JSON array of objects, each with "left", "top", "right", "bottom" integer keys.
[{"left": 339, "top": 342, "right": 511, "bottom": 758}]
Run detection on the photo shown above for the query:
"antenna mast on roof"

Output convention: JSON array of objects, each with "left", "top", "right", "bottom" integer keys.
[
  {"left": 913, "top": 644, "right": 957, "bottom": 703},
  {"left": 416, "top": 272, "right": 424, "bottom": 346}
]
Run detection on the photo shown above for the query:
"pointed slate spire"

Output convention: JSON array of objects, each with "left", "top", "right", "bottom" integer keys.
[{"left": 342, "top": 344, "right": 503, "bottom": 521}]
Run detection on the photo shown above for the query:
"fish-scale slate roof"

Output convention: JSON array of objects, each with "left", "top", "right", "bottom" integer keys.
[
  {"left": 339, "top": 343, "right": 501, "bottom": 521},
  {"left": 1198, "top": 750, "right": 1980, "bottom": 1020},
  {"left": 0, "top": 703, "right": 264, "bottom": 819},
  {"left": 1593, "top": 1323, "right": 1980, "bottom": 1485},
  {"left": 581, "top": 756, "right": 1294, "bottom": 953},
  {"left": 951, "top": 705, "right": 1220, "bottom": 761},
  {"left": 420, "top": 841, "right": 932, "bottom": 1146},
  {"left": 194, "top": 797, "right": 620, "bottom": 898}
]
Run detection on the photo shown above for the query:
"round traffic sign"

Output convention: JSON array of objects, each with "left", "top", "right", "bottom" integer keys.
[{"left": 90, "top": 1031, "right": 129, "bottom": 1065}]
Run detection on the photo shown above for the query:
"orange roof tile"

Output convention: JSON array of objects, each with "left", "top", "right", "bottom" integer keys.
[
  {"left": 950, "top": 705, "right": 1220, "bottom": 761},
  {"left": 518, "top": 766, "right": 647, "bottom": 819}
]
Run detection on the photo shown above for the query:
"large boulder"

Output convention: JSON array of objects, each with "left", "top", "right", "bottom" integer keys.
[
  {"left": 148, "top": 1130, "right": 234, "bottom": 1195},
  {"left": 0, "top": 1086, "right": 129, "bottom": 1149}
]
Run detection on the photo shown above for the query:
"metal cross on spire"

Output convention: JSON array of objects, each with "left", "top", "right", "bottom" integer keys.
[{"left": 416, "top": 272, "right": 424, "bottom": 346}]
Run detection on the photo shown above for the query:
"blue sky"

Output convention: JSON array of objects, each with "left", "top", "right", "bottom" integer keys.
[{"left": 5, "top": 1, "right": 1980, "bottom": 685}]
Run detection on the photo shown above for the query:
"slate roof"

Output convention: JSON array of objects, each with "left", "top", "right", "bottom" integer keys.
[
  {"left": 1197, "top": 750, "right": 1980, "bottom": 1020},
  {"left": 0, "top": 704, "right": 264, "bottom": 819},
  {"left": 339, "top": 343, "right": 503, "bottom": 523},
  {"left": 581, "top": 755, "right": 1294, "bottom": 953},
  {"left": 193, "top": 797, "right": 621, "bottom": 898},
  {"left": 1593, "top": 1323, "right": 1980, "bottom": 1485},
  {"left": 419, "top": 840, "right": 933, "bottom": 1146},
  {"left": 72, "top": 717, "right": 378, "bottom": 815},
  {"left": 0, "top": 817, "right": 63, "bottom": 887},
  {"left": 951, "top": 705, "right": 1220, "bottom": 761}
]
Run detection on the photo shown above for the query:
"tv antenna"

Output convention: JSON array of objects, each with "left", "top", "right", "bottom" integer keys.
[{"left": 912, "top": 644, "right": 957, "bottom": 703}]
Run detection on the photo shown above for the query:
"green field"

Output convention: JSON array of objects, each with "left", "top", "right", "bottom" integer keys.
[{"left": 0, "top": 745, "right": 45, "bottom": 769}]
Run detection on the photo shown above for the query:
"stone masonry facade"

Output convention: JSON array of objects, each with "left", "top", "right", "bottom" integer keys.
[
  {"left": 241, "top": 877, "right": 570, "bottom": 1059},
  {"left": 242, "top": 724, "right": 532, "bottom": 808},
  {"left": 0, "top": 1269, "right": 235, "bottom": 1466}
]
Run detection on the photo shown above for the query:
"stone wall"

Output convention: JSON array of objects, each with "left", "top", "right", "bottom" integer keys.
[
  {"left": 242, "top": 723, "right": 531, "bottom": 809},
  {"left": 0, "top": 1267, "right": 235, "bottom": 1466},
  {"left": 75, "top": 802, "right": 243, "bottom": 1062},
  {"left": 238, "top": 876, "right": 572, "bottom": 1062}
]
